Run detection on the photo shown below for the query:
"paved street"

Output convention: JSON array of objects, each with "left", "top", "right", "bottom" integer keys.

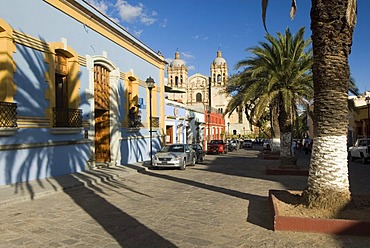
[{"left": 1, "top": 147, "right": 370, "bottom": 247}]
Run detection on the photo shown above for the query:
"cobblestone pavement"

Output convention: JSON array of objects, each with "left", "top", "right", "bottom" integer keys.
[{"left": 1, "top": 147, "right": 370, "bottom": 247}]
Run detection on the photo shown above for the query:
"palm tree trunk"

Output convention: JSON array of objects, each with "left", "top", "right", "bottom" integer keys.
[
  {"left": 302, "top": 0, "right": 355, "bottom": 212},
  {"left": 278, "top": 93, "right": 297, "bottom": 168},
  {"left": 271, "top": 105, "right": 280, "bottom": 139}
]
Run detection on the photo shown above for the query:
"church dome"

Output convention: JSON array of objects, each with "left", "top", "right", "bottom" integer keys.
[
  {"left": 170, "top": 51, "right": 186, "bottom": 67},
  {"left": 212, "top": 50, "right": 226, "bottom": 65}
]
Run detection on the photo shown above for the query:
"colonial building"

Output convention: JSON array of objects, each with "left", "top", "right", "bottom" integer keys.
[
  {"left": 164, "top": 99, "right": 205, "bottom": 146},
  {"left": 349, "top": 92, "right": 370, "bottom": 145},
  {"left": 166, "top": 50, "right": 252, "bottom": 142},
  {"left": 0, "top": 0, "right": 166, "bottom": 185}
]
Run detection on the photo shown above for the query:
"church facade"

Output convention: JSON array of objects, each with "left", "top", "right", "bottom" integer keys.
[{"left": 166, "top": 50, "right": 253, "bottom": 141}]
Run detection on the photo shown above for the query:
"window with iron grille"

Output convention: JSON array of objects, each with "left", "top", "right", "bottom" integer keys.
[
  {"left": 0, "top": 102, "right": 17, "bottom": 127},
  {"left": 53, "top": 107, "right": 82, "bottom": 127},
  {"left": 53, "top": 53, "right": 82, "bottom": 128}
]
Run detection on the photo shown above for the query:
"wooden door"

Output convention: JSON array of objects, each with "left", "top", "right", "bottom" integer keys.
[
  {"left": 166, "top": 126, "right": 173, "bottom": 144},
  {"left": 95, "top": 109, "right": 110, "bottom": 162},
  {"left": 94, "top": 65, "right": 110, "bottom": 162}
]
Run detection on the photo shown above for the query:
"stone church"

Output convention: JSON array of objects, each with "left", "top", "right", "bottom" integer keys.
[{"left": 166, "top": 50, "right": 252, "bottom": 137}]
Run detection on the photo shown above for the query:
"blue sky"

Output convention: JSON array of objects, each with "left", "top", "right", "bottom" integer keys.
[{"left": 86, "top": 0, "right": 369, "bottom": 94}]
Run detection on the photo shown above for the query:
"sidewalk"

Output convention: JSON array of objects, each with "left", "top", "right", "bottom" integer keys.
[{"left": 0, "top": 162, "right": 149, "bottom": 207}]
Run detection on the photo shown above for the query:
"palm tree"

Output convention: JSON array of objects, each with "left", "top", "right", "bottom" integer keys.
[
  {"left": 262, "top": 0, "right": 357, "bottom": 212},
  {"left": 225, "top": 27, "right": 313, "bottom": 168}
]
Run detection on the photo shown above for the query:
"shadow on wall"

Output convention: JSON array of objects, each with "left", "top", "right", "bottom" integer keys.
[
  {"left": 2, "top": 36, "right": 89, "bottom": 188},
  {"left": 3, "top": 34, "right": 175, "bottom": 247},
  {"left": 120, "top": 131, "right": 162, "bottom": 165}
]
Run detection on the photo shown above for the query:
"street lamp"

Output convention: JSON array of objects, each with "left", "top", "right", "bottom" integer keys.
[
  {"left": 146, "top": 76, "right": 155, "bottom": 166},
  {"left": 227, "top": 122, "right": 230, "bottom": 138},
  {"left": 366, "top": 96, "right": 370, "bottom": 141}
]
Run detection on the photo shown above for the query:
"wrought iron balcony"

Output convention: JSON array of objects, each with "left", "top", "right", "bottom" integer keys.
[
  {"left": 0, "top": 102, "right": 17, "bottom": 128},
  {"left": 128, "top": 114, "right": 142, "bottom": 128},
  {"left": 53, "top": 107, "right": 82, "bottom": 127}
]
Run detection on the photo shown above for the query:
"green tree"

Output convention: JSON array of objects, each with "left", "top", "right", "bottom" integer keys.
[
  {"left": 262, "top": 0, "right": 357, "bottom": 212},
  {"left": 225, "top": 27, "right": 313, "bottom": 168}
]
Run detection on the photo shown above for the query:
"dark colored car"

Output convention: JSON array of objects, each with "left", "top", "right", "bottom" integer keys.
[
  {"left": 243, "top": 139, "right": 253, "bottom": 148},
  {"left": 191, "top": 144, "right": 205, "bottom": 163},
  {"left": 207, "top": 140, "right": 228, "bottom": 154}
]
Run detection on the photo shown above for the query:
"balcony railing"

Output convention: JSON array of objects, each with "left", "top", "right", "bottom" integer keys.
[
  {"left": 0, "top": 102, "right": 17, "bottom": 128},
  {"left": 53, "top": 107, "right": 82, "bottom": 127},
  {"left": 128, "top": 114, "right": 142, "bottom": 128}
]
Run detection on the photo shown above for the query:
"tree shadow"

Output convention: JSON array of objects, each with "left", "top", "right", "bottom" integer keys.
[
  {"left": 2, "top": 33, "right": 175, "bottom": 246},
  {"left": 61, "top": 172, "right": 176, "bottom": 247},
  {"left": 139, "top": 169, "right": 273, "bottom": 230}
]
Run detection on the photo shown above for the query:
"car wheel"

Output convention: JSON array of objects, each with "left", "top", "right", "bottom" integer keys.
[
  {"left": 180, "top": 160, "right": 186, "bottom": 170},
  {"left": 349, "top": 152, "right": 355, "bottom": 162},
  {"left": 200, "top": 156, "right": 204, "bottom": 163},
  {"left": 191, "top": 156, "right": 196, "bottom": 165},
  {"left": 361, "top": 155, "right": 367, "bottom": 164}
]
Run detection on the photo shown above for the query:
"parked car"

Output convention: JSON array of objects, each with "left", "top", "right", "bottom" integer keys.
[
  {"left": 227, "top": 140, "right": 236, "bottom": 152},
  {"left": 243, "top": 139, "right": 253, "bottom": 149},
  {"left": 152, "top": 144, "right": 196, "bottom": 170},
  {"left": 253, "top": 138, "right": 264, "bottom": 145},
  {"left": 207, "top": 140, "right": 228, "bottom": 154},
  {"left": 191, "top": 144, "right": 206, "bottom": 163},
  {"left": 263, "top": 140, "right": 271, "bottom": 150},
  {"left": 229, "top": 139, "right": 240, "bottom": 150},
  {"left": 348, "top": 138, "right": 370, "bottom": 164}
]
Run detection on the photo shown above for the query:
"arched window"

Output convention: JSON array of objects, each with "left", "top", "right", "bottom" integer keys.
[
  {"left": 175, "top": 76, "right": 179, "bottom": 87},
  {"left": 196, "top": 93, "right": 202, "bottom": 102},
  {"left": 217, "top": 74, "right": 222, "bottom": 84}
]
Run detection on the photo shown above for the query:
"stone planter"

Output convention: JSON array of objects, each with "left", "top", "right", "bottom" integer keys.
[
  {"left": 266, "top": 166, "right": 308, "bottom": 176},
  {"left": 269, "top": 190, "right": 370, "bottom": 236}
]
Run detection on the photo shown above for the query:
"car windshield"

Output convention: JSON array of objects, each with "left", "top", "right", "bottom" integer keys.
[
  {"left": 162, "top": 145, "right": 185, "bottom": 153},
  {"left": 358, "top": 139, "right": 370, "bottom": 146},
  {"left": 191, "top": 144, "right": 202, "bottom": 150},
  {"left": 210, "top": 140, "right": 223, "bottom": 144}
]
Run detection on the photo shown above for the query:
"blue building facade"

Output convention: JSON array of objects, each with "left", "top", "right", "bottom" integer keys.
[{"left": 0, "top": 0, "right": 166, "bottom": 185}]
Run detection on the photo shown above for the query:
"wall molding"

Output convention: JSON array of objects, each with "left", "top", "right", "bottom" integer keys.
[{"left": 0, "top": 139, "right": 91, "bottom": 151}]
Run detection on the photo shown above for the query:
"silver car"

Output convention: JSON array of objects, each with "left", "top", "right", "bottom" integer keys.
[{"left": 152, "top": 144, "right": 196, "bottom": 170}]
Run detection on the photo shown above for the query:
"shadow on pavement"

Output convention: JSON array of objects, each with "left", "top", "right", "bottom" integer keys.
[
  {"left": 139, "top": 169, "right": 273, "bottom": 230},
  {"left": 60, "top": 173, "right": 176, "bottom": 247}
]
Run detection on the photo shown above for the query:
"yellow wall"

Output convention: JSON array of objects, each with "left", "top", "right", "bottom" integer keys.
[
  {"left": 44, "top": 42, "right": 81, "bottom": 122},
  {"left": 0, "top": 19, "right": 16, "bottom": 102}
]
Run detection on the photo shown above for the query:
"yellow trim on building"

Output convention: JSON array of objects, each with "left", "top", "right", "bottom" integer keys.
[
  {"left": 124, "top": 71, "right": 139, "bottom": 127},
  {"left": 0, "top": 19, "right": 16, "bottom": 102},
  {"left": 43, "top": 0, "right": 165, "bottom": 69},
  {"left": 44, "top": 42, "right": 81, "bottom": 123}
]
